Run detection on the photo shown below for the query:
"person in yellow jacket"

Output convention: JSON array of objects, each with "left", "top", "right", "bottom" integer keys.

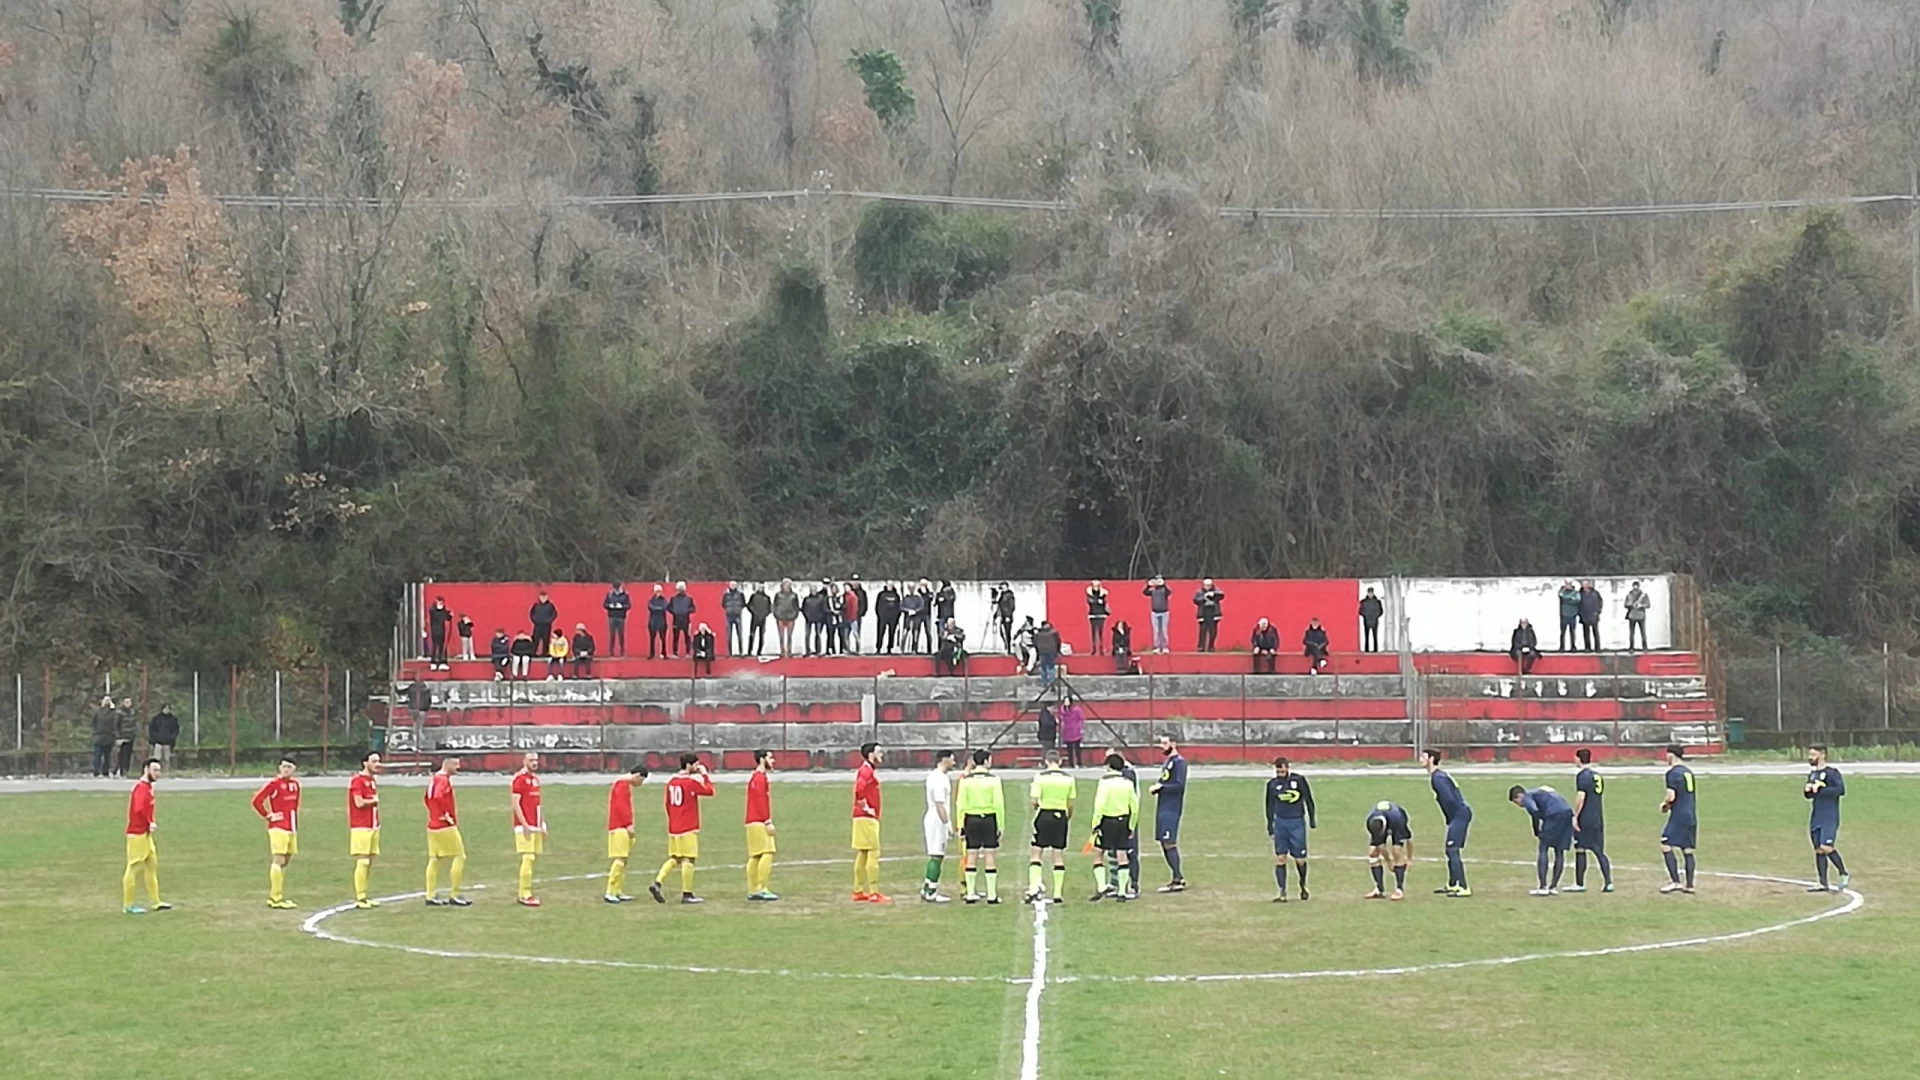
[
  {"left": 955, "top": 750, "right": 1005, "bottom": 905},
  {"left": 1027, "top": 751, "right": 1076, "bottom": 903},
  {"left": 545, "top": 629, "right": 570, "bottom": 680},
  {"left": 1089, "top": 753, "right": 1140, "bottom": 902}
]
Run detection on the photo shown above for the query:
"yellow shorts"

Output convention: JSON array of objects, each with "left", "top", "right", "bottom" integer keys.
[
  {"left": 268, "top": 828, "right": 298, "bottom": 857},
  {"left": 607, "top": 829, "right": 633, "bottom": 859},
  {"left": 350, "top": 827, "right": 381, "bottom": 857},
  {"left": 514, "top": 829, "right": 546, "bottom": 855},
  {"left": 668, "top": 832, "right": 700, "bottom": 860},
  {"left": 427, "top": 828, "right": 466, "bottom": 859},
  {"left": 125, "top": 833, "right": 156, "bottom": 864},
  {"left": 746, "top": 822, "right": 776, "bottom": 857},
  {"left": 851, "top": 818, "right": 880, "bottom": 852}
]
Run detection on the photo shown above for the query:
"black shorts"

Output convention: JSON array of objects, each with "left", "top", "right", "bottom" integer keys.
[
  {"left": 962, "top": 814, "right": 1000, "bottom": 850},
  {"left": 1367, "top": 817, "right": 1412, "bottom": 848},
  {"left": 1032, "top": 809, "right": 1069, "bottom": 850},
  {"left": 1096, "top": 814, "right": 1132, "bottom": 853}
]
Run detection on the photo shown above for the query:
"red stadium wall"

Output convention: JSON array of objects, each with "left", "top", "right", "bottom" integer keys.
[{"left": 1041, "top": 578, "right": 1361, "bottom": 655}]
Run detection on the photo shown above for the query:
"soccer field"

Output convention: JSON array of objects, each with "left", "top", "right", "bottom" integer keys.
[{"left": 2, "top": 769, "right": 1914, "bottom": 1079}]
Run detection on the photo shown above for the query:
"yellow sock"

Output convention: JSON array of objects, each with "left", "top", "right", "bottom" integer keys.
[
  {"left": 123, "top": 863, "right": 138, "bottom": 909},
  {"left": 518, "top": 854, "right": 535, "bottom": 899},
  {"left": 269, "top": 864, "right": 285, "bottom": 903},
  {"left": 608, "top": 859, "right": 626, "bottom": 896},
  {"left": 144, "top": 862, "right": 161, "bottom": 906},
  {"left": 1053, "top": 866, "right": 1065, "bottom": 898},
  {"left": 449, "top": 855, "right": 466, "bottom": 898},
  {"left": 746, "top": 854, "right": 760, "bottom": 893},
  {"left": 426, "top": 857, "right": 440, "bottom": 898},
  {"left": 353, "top": 858, "right": 370, "bottom": 901},
  {"left": 759, "top": 852, "right": 774, "bottom": 893},
  {"left": 854, "top": 851, "right": 872, "bottom": 893},
  {"left": 680, "top": 860, "right": 696, "bottom": 895},
  {"left": 656, "top": 858, "right": 676, "bottom": 885}
]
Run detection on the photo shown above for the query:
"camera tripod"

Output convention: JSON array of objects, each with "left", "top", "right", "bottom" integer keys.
[{"left": 981, "top": 671, "right": 1130, "bottom": 757}]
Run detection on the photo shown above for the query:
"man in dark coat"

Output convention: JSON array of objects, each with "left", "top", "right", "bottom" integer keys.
[
  {"left": 722, "top": 581, "right": 747, "bottom": 656},
  {"left": 1194, "top": 579, "right": 1226, "bottom": 653},
  {"left": 1302, "top": 618, "right": 1330, "bottom": 673},
  {"left": 1510, "top": 619, "right": 1541, "bottom": 674},
  {"left": 668, "top": 581, "right": 697, "bottom": 658},
  {"left": 1032, "top": 620, "right": 1063, "bottom": 686},
  {"left": 646, "top": 584, "right": 670, "bottom": 659},
  {"left": 1577, "top": 580, "right": 1604, "bottom": 652},
  {"left": 529, "top": 591, "right": 558, "bottom": 654},
  {"left": 1251, "top": 618, "right": 1280, "bottom": 674},
  {"left": 1359, "top": 588, "right": 1385, "bottom": 653},
  {"left": 746, "top": 584, "right": 773, "bottom": 655},
  {"left": 993, "top": 582, "right": 1017, "bottom": 653},
  {"left": 91, "top": 696, "right": 118, "bottom": 776},
  {"left": 148, "top": 703, "right": 180, "bottom": 770},
  {"left": 875, "top": 583, "right": 902, "bottom": 654},
  {"left": 428, "top": 596, "right": 453, "bottom": 670},
  {"left": 571, "top": 623, "right": 596, "bottom": 678},
  {"left": 603, "top": 583, "right": 632, "bottom": 657}
]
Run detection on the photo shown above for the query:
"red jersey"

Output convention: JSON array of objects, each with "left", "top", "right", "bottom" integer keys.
[
  {"left": 853, "top": 762, "right": 881, "bottom": 820},
  {"left": 608, "top": 779, "right": 635, "bottom": 832},
  {"left": 348, "top": 773, "right": 380, "bottom": 830},
  {"left": 746, "top": 770, "right": 772, "bottom": 825},
  {"left": 252, "top": 775, "right": 301, "bottom": 832},
  {"left": 664, "top": 773, "right": 715, "bottom": 835},
  {"left": 511, "top": 770, "right": 543, "bottom": 829},
  {"left": 127, "top": 779, "right": 155, "bottom": 835},
  {"left": 425, "top": 772, "right": 459, "bottom": 830}
]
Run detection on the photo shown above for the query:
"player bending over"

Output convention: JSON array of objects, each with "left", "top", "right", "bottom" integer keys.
[
  {"left": 1804, "top": 745, "right": 1849, "bottom": 892},
  {"left": 1264, "top": 757, "right": 1315, "bottom": 902},
  {"left": 1569, "top": 748, "right": 1612, "bottom": 893},
  {"left": 1364, "top": 801, "right": 1413, "bottom": 901},
  {"left": 1422, "top": 749, "right": 1472, "bottom": 897},
  {"left": 1658, "top": 744, "right": 1698, "bottom": 894},
  {"left": 1027, "top": 750, "right": 1076, "bottom": 904},
  {"left": 1509, "top": 785, "right": 1574, "bottom": 895},
  {"left": 653, "top": 753, "right": 715, "bottom": 904},
  {"left": 1089, "top": 753, "right": 1139, "bottom": 902}
]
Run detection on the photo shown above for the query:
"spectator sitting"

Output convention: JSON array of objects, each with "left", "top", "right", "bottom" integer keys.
[
  {"left": 457, "top": 613, "right": 475, "bottom": 661},
  {"left": 148, "top": 703, "right": 180, "bottom": 771},
  {"left": 571, "top": 623, "right": 596, "bottom": 678},
  {"left": 668, "top": 581, "right": 697, "bottom": 657},
  {"left": 1510, "top": 618, "right": 1541, "bottom": 674},
  {"left": 546, "top": 629, "right": 570, "bottom": 680},
  {"left": 490, "top": 629, "right": 511, "bottom": 681},
  {"left": 1302, "top": 617, "right": 1330, "bottom": 673},
  {"left": 647, "top": 584, "right": 670, "bottom": 659},
  {"left": 936, "top": 619, "right": 968, "bottom": 676},
  {"left": 1033, "top": 620, "right": 1063, "bottom": 686},
  {"left": 692, "top": 623, "right": 717, "bottom": 676},
  {"left": 1251, "top": 617, "right": 1280, "bottom": 675},
  {"left": 510, "top": 630, "right": 536, "bottom": 679},
  {"left": 1111, "top": 620, "right": 1134, "bottom": 675},
  {"left": 1037, "top": 704, "right": 1058, "bottom": 753},
  {"left": 1059, "top": 701, "right": 1086, "bottom": 766}
]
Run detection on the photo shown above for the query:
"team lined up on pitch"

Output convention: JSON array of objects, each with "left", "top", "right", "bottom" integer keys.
[{"left": 116, "top": 741, "right": 1853, "bottom": 913}]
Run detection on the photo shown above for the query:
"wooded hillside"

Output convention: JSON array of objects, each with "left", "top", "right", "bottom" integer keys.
[{"left": 2, "top": 0, "right": 1919, "bottom": 670}]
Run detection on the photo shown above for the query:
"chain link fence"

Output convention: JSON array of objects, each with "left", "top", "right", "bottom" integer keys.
[
  {"left": 1723, "top": 645, "right": 1920, "bottom": 747},
  {"left": 0, "top": 667, "right": 375, "bottom": 775}
]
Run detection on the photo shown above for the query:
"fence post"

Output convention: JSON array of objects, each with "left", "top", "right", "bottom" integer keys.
[
  {"left": 139, "top": 663, "right": 149, "bottom": 761},
  {"left": 1239, "top": 673, "right": 1248, "bottom": 764},
  {"left": 228, "top": 665, "right": 238, "bottom": 773},
  {"left": 1884, "top": 642, "right": 1892, "bottom": 730},
  {"left": 274, "top": 670, "right": 282, "bottom": 742},
  {"left": 321, "top": 664, "right": 330, "bottom": 772},
  {"left": 40, "top": 667, "right": 51, "bottom": 775},
  {"left": 344, "top": 669, "right": 352, "bottom": 741},
  {"left": 193, "top": 672, "right": 200, "bottom": 747},
  {"left": 1775, "top": 644, "right": 1783, "bottom": 731},
  {"left": 14, "top": 672, "right": 20, "bottom": 751}
]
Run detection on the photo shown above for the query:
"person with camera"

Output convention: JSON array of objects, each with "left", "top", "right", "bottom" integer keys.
[
  {"left": 1194, "top": 579, "right": 1226, "bottom": 653},
  {"left": 1085, "top": 580, "right": 1110, "bottom": 655}
]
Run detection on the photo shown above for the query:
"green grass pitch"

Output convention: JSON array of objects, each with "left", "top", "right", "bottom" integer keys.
[{"left": 2, "top": 771, "right": 1913, "bottom": 1078}]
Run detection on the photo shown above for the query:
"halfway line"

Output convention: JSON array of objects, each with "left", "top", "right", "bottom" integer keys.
[{"left": 1020, "top": 898, "right": 1049, "bottom": 1080}]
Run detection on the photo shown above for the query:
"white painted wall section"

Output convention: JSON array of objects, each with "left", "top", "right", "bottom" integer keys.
[{"left": 1400, "top": 576, "right": 1672, "bottom": 652}]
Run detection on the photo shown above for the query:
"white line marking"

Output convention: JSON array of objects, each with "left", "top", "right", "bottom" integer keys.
[
  {"left": 1020, "top": 899, "right": 1049, "bottom": 1080},
  {"left": 299, "top": 859, "right": 1861, "bottom": 987}
]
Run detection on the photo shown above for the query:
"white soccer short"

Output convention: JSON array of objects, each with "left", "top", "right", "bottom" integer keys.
[{"left": 923, "top": 816, "right": 949, "bottom": 857}]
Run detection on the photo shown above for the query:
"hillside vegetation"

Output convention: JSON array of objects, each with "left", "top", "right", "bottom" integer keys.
[{"left": 2, "top": 0, "right": 1919, "bottom": 670}]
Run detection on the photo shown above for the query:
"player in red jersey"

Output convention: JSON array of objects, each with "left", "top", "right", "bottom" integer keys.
[
  {"left": 251, "top": 756, "right": 302, "bottom": 909},
  {"left": 122, "top": 758, "right": 170, "bottom": 914},
  {"left": 510, "top": 753, "right": 546, "bottom": 907},
  {"left": 650, "top": 753, "right": 715, "bottom": 905},
  {"left": 745, "top": 749, "right": 778, "bottom": 901},
  {"left": 424, "top": 757, "right": 470, "bottom": 906},
  {"left": 604, "top": 762, "right": 651, "bottom": 903},
  {"left": 348, "top": 752, "right": 382, "bottom": 909},
  {"left": 852, "top": 742, "right": 888, "bottom": 902}
]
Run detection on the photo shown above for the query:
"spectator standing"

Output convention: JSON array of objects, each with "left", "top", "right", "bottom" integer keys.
[
  {"left": 1194, "top": 579, "right": 1226, "bottom": 653},
  {"left": 571, "top": 624, "right": 596, "bottom": 678},
  {"left": 875, "top": 583, "right": 902, "bottom": 654},
  {"left": 849, "top": 576, "right": 870, "bottom": 653},
  {"left": 1037, "top": 704, "right": 1058, "bottom": 753},
  {"left": 1143, "top": 577, "right": 1173, "bottom": 653},
  {"left": 1059, "top": 702, "right": 1086, "bottom": 767},
  {"left": 646, "top": 584, "right": 670, "bottom": 659},
  {"left": 802, "top": 585, "right": 828, "bottom": 656},
  {"left": 529, "top": 591, "right": 558, "bottom": 653},
  {"left": 603, "top": 582, "right": 633, "bottom": 657},
  {"left": 1302, "top": 617, "right": 1330, "bottom": 673},
  {"left": 1578, "top": 579, "right": 1603, "bottom": 652},
  {"left": 1557, "top": 580, "right": 1580, "bottom": 652},
  {"left": 1111, "top": 620, "right": 1134, "bottom": 674},
  {"left": 692, "top": 623, "right": 716, "bottom": 676},
  {"left": 546, "top": 630, "right": 570, "bottom": 680},
  {"left": 1251, "top": 618, "right": 1280, "bottom": 675},
  {"left": 722, "top": 581, "right": 747, "bottom": 656},
  {"left": 993, "top": 582, "right": 1018, "bottom": 653},
  {"left": 901, "top": 583, "right": 929, "bottom": 653},
  {"left": 747, "top": 583, "right": 773, "bottom": 655},
  {"left": 1625, "top": 582, "right": 1650, "bottom": 650},
  {"left": 936, "top": 581, "right": 958, "bottom": 647},
  {"left": 115, "top": 698, "right": 136, "bottom": 777},
  {"left": 510, "top": 630, "right": 536, "bottom": 679},
  {"left": 840, "top": 582, "right": 864, "bottom": 655},
  {"left": 1033, "top": 620, "right": 1063, "bottom": 687},
  {"left": 1359, "top": 587, "right": 1385, "bottom": 653},
  {"left": 1086, "top": 580, "right": 1110, "bottom": 655},
  {"left": 1013, "top": 616, "right": 1038, "bottom": 672},
  {"left": 1510, "top": 619, "right": 1540, "bottom": 674},
  {"left": 428, "top": 597, "right": 453, "bottom": 670},
  {"left": 456, "top": 614, "right": 475, "bottom": 661},
  {"left": 824, "top": 583, "right": 845, "bottom": 656},
  {"left": 91, "top": 696, "right": 117, "bottom": 776},
  {"left": 490, "top": 629, "right": 511, "bottom": 681},
  {"left": 668, "top": 581, "right": 697, "bottom": 658},
  {"left": 148, "top": 704, "right": 180, "bottom": 770},
  {"left": 772, "top": 579, "right": 801, "bottom": 657}
]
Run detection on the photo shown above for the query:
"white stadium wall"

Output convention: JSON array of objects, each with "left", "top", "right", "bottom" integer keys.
[{"left": 1398, "top": 576, "right": 1673, "bottom": 652}]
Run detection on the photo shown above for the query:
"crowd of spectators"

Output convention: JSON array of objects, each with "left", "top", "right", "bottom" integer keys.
[{"left": 89, "top": 696, "right": 176, "bottom": 775}]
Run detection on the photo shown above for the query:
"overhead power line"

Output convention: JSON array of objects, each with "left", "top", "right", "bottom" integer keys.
[{"left": 4, "top": 185, "right": 1912, "bottom": 219}]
